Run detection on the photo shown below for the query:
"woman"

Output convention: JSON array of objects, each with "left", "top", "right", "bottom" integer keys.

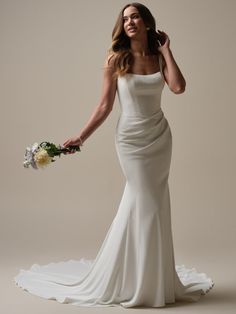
[{"left": 14, "top": 2, "right": 214, "bottom": 308}]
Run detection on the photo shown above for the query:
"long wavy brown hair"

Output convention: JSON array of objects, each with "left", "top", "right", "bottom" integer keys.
[{"left": 107, "top": 2, "right": 162, "bottom": 79}]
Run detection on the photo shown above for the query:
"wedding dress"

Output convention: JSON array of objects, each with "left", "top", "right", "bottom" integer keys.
[{"left": 14, "top": 54, "right": 214, "bottom": 308}]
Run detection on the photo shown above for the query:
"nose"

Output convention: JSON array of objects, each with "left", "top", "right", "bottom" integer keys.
[
  {"left": 127, "top": 17, "right": 135, "bottom": 25},
  {"left": 128, "top": 21, "right": 135, "bottom": 27}
]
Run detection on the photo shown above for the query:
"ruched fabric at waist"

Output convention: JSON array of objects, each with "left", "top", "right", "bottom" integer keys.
[
  {"left": 115, "top": 107, "right": 170, "bottom": 150},
  {"left": 116, "top": 107, "right": 165, "bottom": 134}
]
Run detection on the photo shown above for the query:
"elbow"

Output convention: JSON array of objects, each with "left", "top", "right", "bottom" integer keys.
[
  {"left": 173, "top": 86, "right": 185, "bottom": 94},
  {"left": 171, "top": 82, "right": 186, "bottom": 94}
]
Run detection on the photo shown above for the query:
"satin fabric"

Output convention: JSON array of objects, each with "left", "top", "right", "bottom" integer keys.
[{"left": 14, "top": 55, "right": 214, "bottom": 307}]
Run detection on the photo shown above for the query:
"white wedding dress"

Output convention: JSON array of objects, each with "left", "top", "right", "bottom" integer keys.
[{"left": 14, "top": 55, "right": 214, "bottom": 308}]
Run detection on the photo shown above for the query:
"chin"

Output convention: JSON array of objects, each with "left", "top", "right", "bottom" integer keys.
[{"left": 127, "top": 33, "right": 138, "bottom": 39}]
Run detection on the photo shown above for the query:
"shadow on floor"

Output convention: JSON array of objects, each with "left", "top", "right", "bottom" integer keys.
[{"left": 129, "top": 284, "right": 236, "bottom": 310}]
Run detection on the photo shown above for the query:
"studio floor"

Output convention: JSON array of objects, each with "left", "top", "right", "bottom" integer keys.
[{"left": 2, "top": 247, "right": 235, "bottom": 314}]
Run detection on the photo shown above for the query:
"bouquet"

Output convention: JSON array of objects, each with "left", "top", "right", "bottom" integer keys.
[{"left": 23, "top": 141, "right": 81, "bottom": 169}]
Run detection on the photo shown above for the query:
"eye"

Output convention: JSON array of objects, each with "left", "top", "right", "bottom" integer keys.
[{"left": 123, "top": 13, "right": 140, "bottom": 23}]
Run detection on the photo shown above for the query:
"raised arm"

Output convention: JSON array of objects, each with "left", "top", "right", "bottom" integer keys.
[
  {"left": 158, "top": 30, "right": 186, "bottom": 94},
  {"left": 63, "top": 54, "right": 117, "bottom": 149}
]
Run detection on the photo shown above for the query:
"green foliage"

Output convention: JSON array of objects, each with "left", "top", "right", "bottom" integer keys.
[{"left": 40, "top": 142, "right": 81, "bottom": 157}]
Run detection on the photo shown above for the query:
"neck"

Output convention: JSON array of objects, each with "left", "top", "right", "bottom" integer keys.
[{"left": 130, "top": 37, "right": 150, "bottom": 56}]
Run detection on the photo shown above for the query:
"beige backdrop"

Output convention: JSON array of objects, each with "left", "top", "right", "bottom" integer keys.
[{"left": 1, "top": 0, "right": 236, "bottom": 313}]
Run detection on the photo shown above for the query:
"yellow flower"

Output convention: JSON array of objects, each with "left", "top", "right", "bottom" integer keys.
[{"left": 34, "top": 148, "right": 53, "bottom": 168}]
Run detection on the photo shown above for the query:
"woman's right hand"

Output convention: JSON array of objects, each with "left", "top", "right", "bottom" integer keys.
[{"left": 63, "top": 135, "right": 83, "bottom": 154}]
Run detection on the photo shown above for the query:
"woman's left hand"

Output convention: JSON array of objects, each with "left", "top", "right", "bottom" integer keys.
[{"left": 157, "top": 30, "right": 170, "bottom": 53}]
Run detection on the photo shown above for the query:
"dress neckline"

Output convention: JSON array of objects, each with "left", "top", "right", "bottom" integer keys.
[{"left": 127, "top": 71, "right": 161, "bottom": 76}]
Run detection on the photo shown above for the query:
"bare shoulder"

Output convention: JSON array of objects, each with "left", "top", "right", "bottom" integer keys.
[
  {"left": 101, "top": 51, "right": 117, "bottom": 88},
  {"left": 103, "top": 52, "right": 117, "bottom": 73}
]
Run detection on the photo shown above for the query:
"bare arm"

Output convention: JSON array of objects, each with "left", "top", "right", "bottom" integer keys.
[
  {"left": 63, "top": 54, "right": 117, "bottom": 148},
  {"left": 158, "top": 30, "right": 186, "bottom": 94}
]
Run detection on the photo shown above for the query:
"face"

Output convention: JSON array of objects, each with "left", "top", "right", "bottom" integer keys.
[{"left": 123, "top": 6, "right": 147, "bottom": 38}]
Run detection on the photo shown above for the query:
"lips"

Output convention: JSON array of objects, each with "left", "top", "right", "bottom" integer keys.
[{"left": 128, "top": 27, "right": 136, "bottom": 32}]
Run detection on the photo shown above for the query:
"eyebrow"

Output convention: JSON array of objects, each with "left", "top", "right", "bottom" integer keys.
[{"left": 123, "top": 12, "right": 139, "bottom": 19}]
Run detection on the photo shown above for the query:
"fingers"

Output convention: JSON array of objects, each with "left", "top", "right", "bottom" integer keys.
[
  {"left": 63, "top": 136, "right": 81, "bottom": 154},
  {"left": 158, "top": 29, "right": 168, "bottom": 38},
  {"left": 63, "top": 138, "right": 78, "bottom": 147},
  {"left": 64, "top": 149, "right": 76, "bottom": 155},
  {"left": 63, "top": 140, "right": 75, "bottom": 149},
  {"left": 62, "top": 140, "right": 77, "bottom": 154},
  {"left": 63, "top": 140, "right": 71, "bottom": 147}
]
